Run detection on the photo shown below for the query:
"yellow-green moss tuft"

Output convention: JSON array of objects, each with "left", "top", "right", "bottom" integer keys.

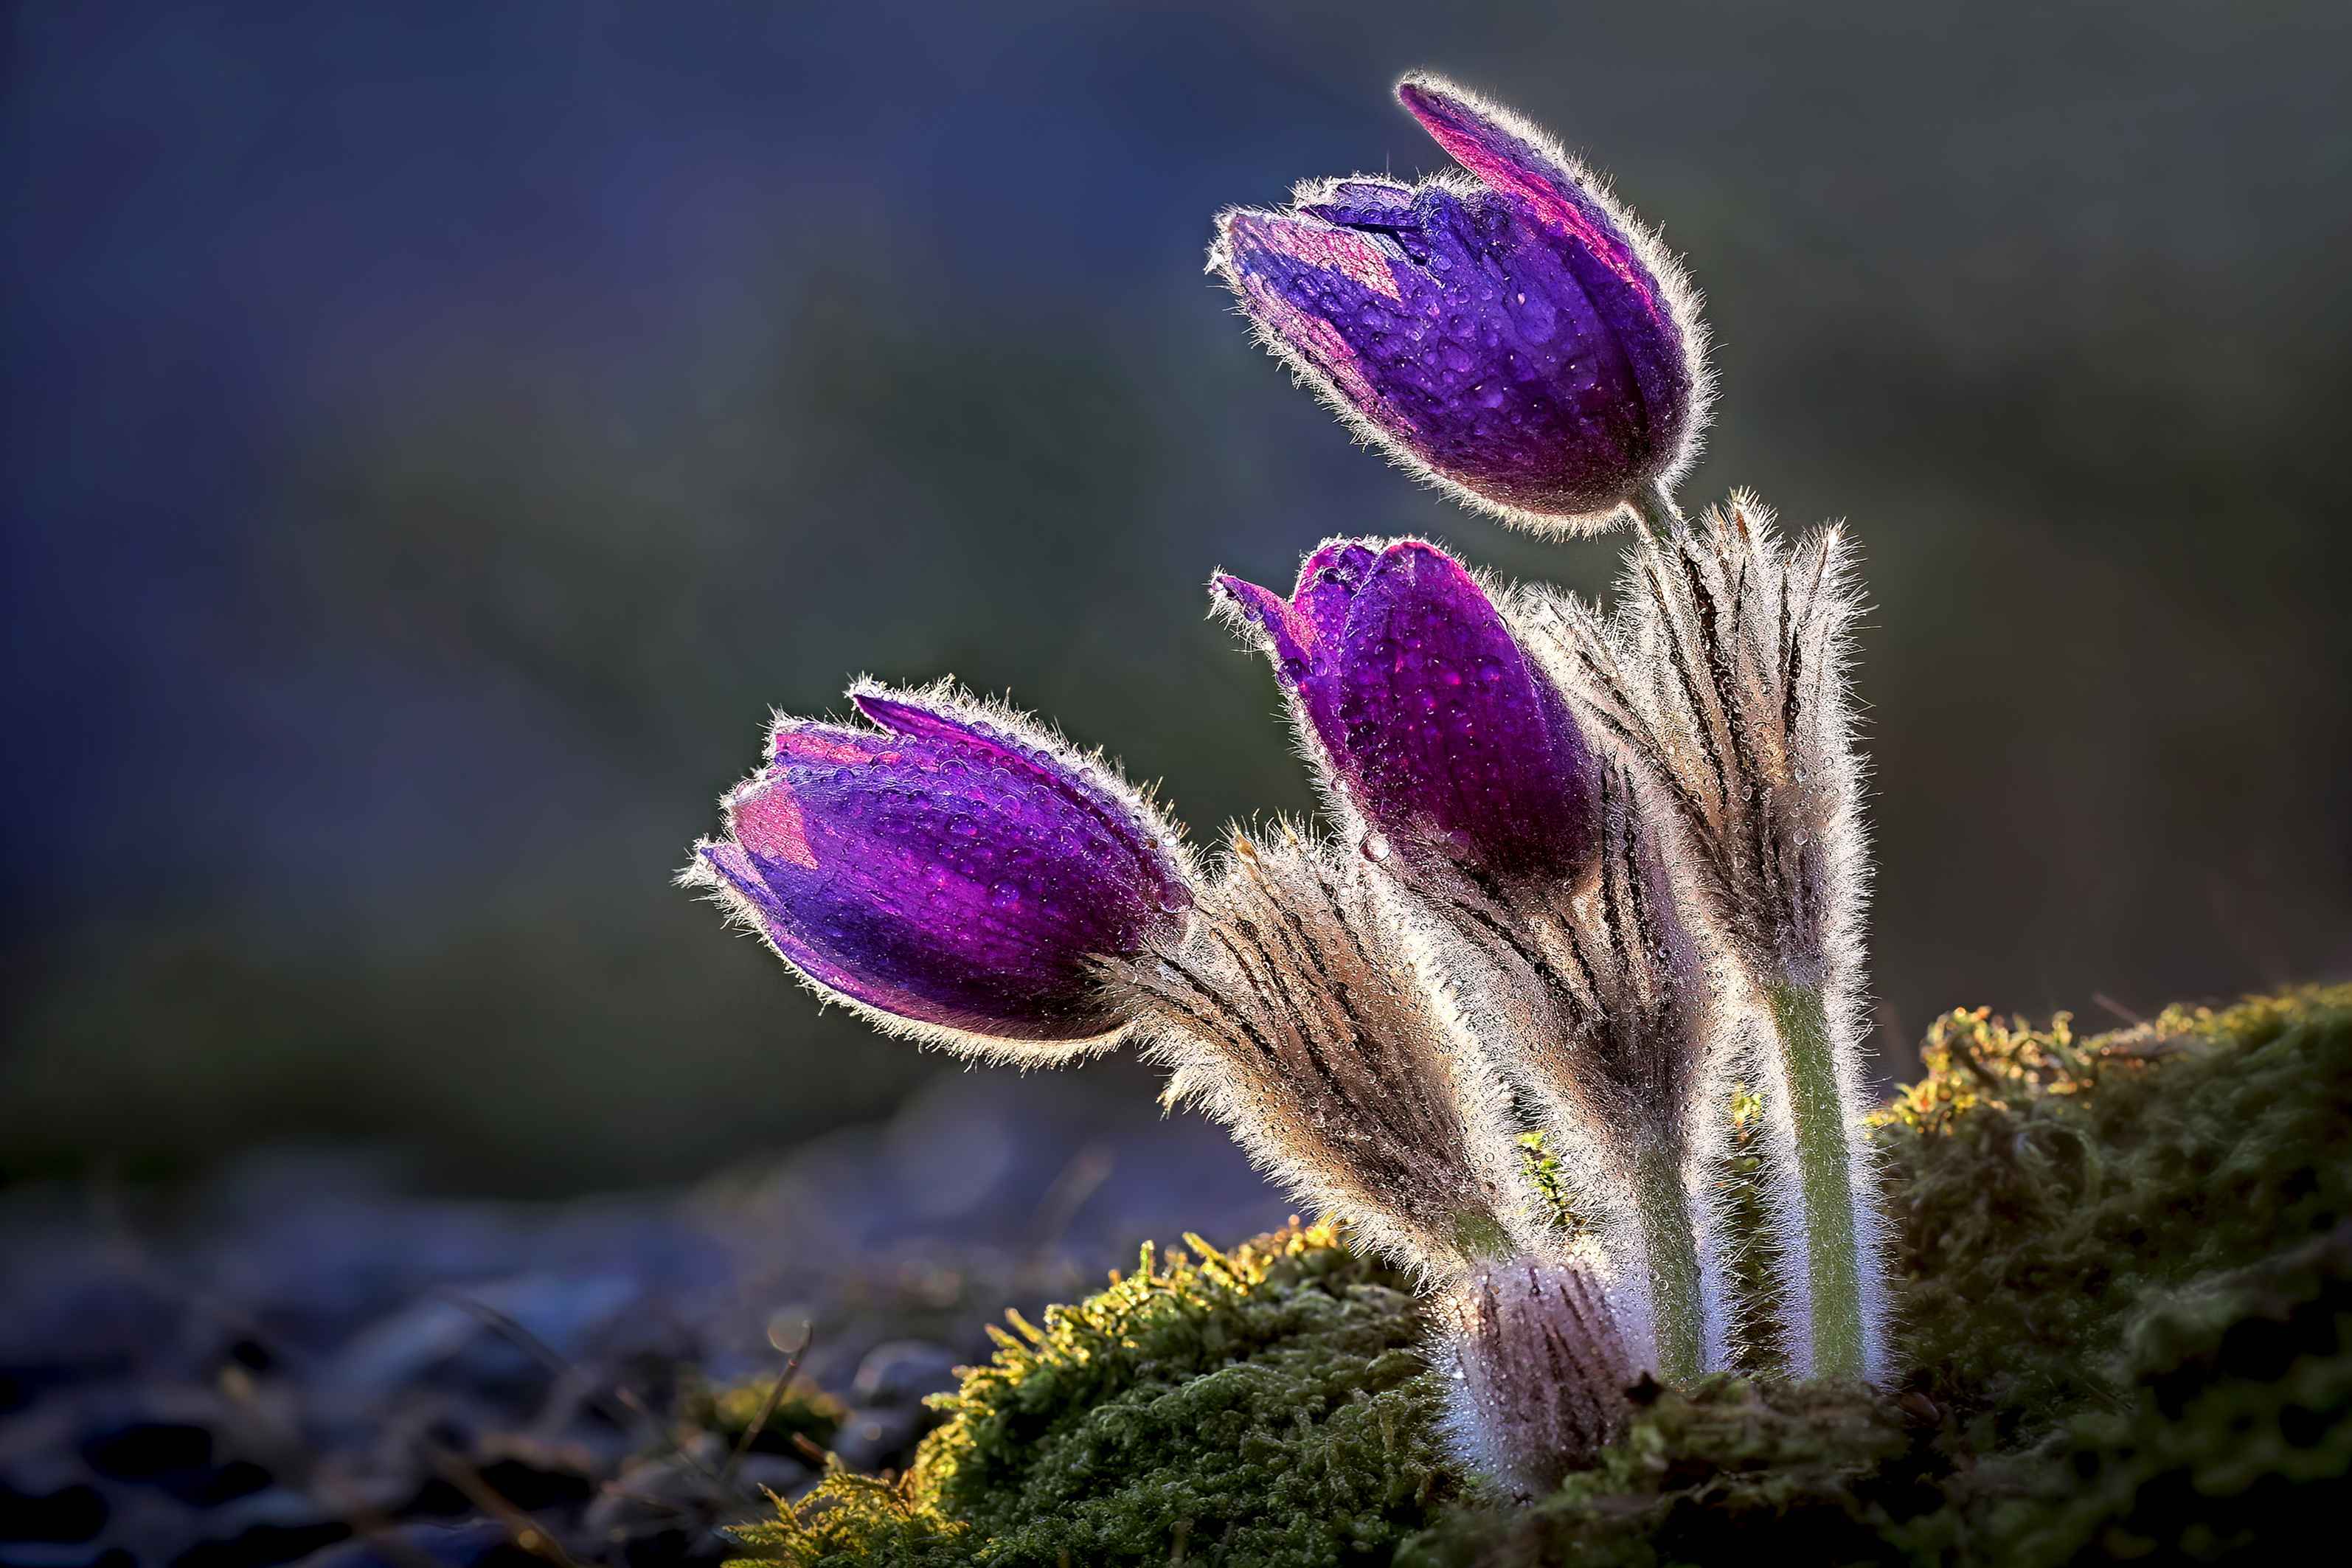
[
  {"left": 733, "top": 1222, "right": 1457, "bottom": 1566},
  {"left": 1882, "top": 985, "right": 2352, "bottom": 1436}
]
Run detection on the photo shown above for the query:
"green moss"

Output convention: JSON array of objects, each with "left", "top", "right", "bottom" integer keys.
[
  {"left": 729, "top": 987, "right": 2352, "bottom": 1566},
  {"left": 1392, "top": 1377, "right": 1954, "bottom": 1567},
  {"left": 735, "top": 1225, "right": 1455, "bottom": 1566},
  {"left": 1883, "top": 986, "right": 2352, "bottom": 1437},
  {"left": 684, "top": 1372, "right": 850, "bottom": 1455},
  {"left": 1985, "top": 1220, "right": 2352, "bottom": 1565}
]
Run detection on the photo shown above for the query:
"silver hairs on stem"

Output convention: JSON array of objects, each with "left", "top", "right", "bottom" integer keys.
[
  {"left": 1413, "top": 760, "right": 1734, "bottom": 1381},
  {"left": 1532, "top": 493, "right": 1893, "bottom": 1382},
  {"left": 1433, "top": 1255, "right": 1639, "bottom": 1499},
  {"left": 1109, "top": 825, "right": 1541, "bottom": 1278}
]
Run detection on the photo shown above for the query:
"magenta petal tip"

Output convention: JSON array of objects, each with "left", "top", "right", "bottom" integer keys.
[{"left": 1213, "top": 74, "right": 1706, "bottom": 529}]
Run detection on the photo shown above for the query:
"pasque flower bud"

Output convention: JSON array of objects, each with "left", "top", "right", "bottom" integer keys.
[
  {"left": 1215, "top": 537, "right": 1599, "bottom": 895},
  {"left": 1223, "top": 538, "right": 1731, "bottom": 1381},
  {"left": 1211, "top": 74, "right": 1707, "bottom": 531},
  {"left": 1433, "top": 1255, "right": 1638, "bottom": 1497},
  {"left": 684, "top": 681, "right": 1193, "bottom": 1055}
]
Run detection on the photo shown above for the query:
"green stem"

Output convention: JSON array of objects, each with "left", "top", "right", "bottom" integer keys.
[
  {"left": 1451, "top": 1207, "right": 1516, "bottom": 1266},
  {"left": 1766, "top": 982, "right": 1866, "bottom": 1379},
  {"left": 1623, "top": 478, "right": 1684, "bottom": 538},
  {"left": 1631, "top": 1136, "right": 1706, "bottom": 1383}
]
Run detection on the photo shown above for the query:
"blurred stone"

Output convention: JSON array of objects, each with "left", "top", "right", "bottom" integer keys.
[
  {"left": 0, "top": 1478, "right": 108, "bottom": 1546},
  {"left": 292, "top": 1521, "right": 537, "bottom": 1568},
  {"left": 0, "top": 1078, "right": 1286, "bottom": 1564},
  {"left": 319, "top": 1275, "right": 639, "bottom": 1406},
  {"left": 828, "top": 1406, "right": 925, "bottom": 1473},
  {"left": 850, "top": 1340, "right": 961, "bottom": 1407}
]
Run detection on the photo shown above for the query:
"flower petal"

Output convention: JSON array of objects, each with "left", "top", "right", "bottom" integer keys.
[
  {"left": 699, "top": 689, "right": 1192, "bottom": 1044},
  {"left": 1333, "top": 543, "right": 1595, "bottom": 879},
  {"left": 1398, "top": 74, "right": 1694, "bottom": 480},
  {"left": 1220, "top": 539, "right": 1598, "bottom": 888}
]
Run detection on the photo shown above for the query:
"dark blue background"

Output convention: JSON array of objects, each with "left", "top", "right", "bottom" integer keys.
[{"left": 7, "top": 0, "right": 2347, "bottom": 1191}]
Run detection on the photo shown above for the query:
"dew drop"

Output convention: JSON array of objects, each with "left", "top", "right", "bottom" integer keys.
[{"left": 1359, "top": 832, "right": 1392, "bottom": 864}]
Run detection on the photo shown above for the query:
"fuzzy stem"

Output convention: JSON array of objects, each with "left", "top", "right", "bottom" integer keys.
[
  {"left": 1451, "top": 1208, "right": 1517, "bottom": 1266},
  {"left": 1630, "top": 1135, "right": 1706, "bottom": 1383},
  {"left": 1623, "top": 478, "right": 1684, "bottom": 538},
  {"left": 1766, "top": 982, "right": 1864, "bottom": 1379}
]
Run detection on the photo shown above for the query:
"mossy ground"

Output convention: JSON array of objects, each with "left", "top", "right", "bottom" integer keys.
[{"left": 729, "top": 987, "right": 2352, "bottom": 1566}]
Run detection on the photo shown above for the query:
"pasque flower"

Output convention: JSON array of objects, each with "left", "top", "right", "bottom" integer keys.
[
  {"left": 683, "top": 69, "right": 1902, "bottom": 1494},
  {"left": 1221, "top": 537, "right": 1728, "bottom": 1381},
  {"left": 1215, "top": 537, "right": 1598, "bottom": 893},
  {"left": 1210, "top": 73, "right": 1707, "bottom": 531},
  {"left": 684, "top": 681, "right": 1193, "bottom": 1056}
]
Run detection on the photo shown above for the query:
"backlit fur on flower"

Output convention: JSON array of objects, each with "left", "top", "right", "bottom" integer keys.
[
  {"left": 1402, "top": 761, "right": 1738, "bottom": 1375},
  {"left": 1110, "top": 825, "right": 1540, "bottom": 1278},
  {"left": 1528, "top": 495, "right": 1893, "bottom": 1379},
  {"left": 1432, "top": 1254, "right": 1638, "bottom": 1497},
  {"left": 1529, "top": 499, "right": 1863, "bottom": 991}
]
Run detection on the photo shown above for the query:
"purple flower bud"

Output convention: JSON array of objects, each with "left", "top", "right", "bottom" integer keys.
[
  {"left": 1215, "top": 538, "right": 1598, "bottom": 889},
  {"left": 685, "top": 683, "right": 1193, "bottom": 1052},
  {"left": 1210, "top": 74, "right": 1707, "bottom": 530}
]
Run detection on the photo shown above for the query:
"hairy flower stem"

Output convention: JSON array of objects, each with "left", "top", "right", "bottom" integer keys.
[
  {"left": 1454, "top": 1210, "right": 1519, "bottom": 1266},
  {"left": 1623, "top": 478, "right": 1683, "bottom": 537},
  {"left": 1769, "top": 982, "right": 1865, "bottom": 1379},
  {"left": 1630, "top": 1137, "right": 1706, "bottom": 1382}
]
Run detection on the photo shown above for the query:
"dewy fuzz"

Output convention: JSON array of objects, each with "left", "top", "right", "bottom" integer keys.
[{"left": 1109, "top": 827, "right": 1542, "bottom": 1277}]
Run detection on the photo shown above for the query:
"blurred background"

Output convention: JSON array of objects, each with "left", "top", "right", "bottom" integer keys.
[{"left": 7, "top": 0, "right": 2349, "bottom": 1198}]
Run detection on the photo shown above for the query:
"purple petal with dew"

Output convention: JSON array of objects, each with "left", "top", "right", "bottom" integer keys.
[
  {"left": 1297, "top": 177, "right": 1418, "bottom": 229},
  {"left": 699, "top": 838, "right": 951, "bottom": 1027},
  {"left": 1211, "top": 77, "right": 1699, "bottom": 521},
  {"left": 849, "top": 692, "right": 1193, "bottom": 919},
  {"left": 1217, "top": 210, "right": 1405, "bottom": 423},
  {"left": 1335, "top": 544, "right": 1594, "bottom": 878},
  {"left": 1395, "top": 77, "right": 1652, "bottom": 306},
  {"left": 1220, "top": 538, "right": 1596, "bottom": 884},
  {"left": 710, "top": 701, "right": 1189, "bottom": 1041},
  {"left": 1398, "top": 74, "right": 1693, "bottom": 466},
  {"left": 1293, "top": 539, "right": 1379, "bottom": 648},
  {"left": 1214, "top": 539, "right": 1378, "bottom": 750}
]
